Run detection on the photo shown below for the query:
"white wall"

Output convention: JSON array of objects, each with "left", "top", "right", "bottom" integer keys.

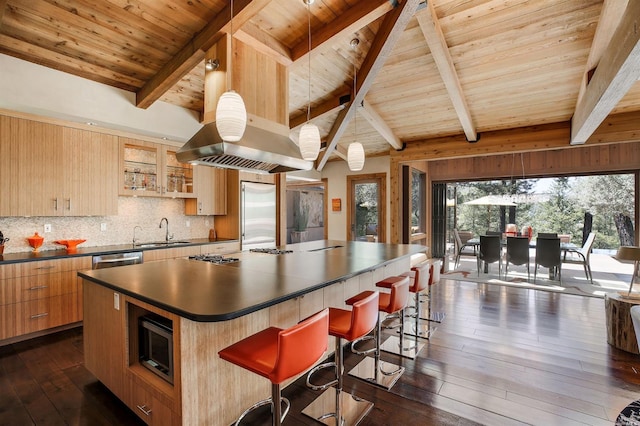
[
  {"left": 0, "top": 54, "right": 201, "bottom": 143},
  {"left": 322, "top": 156, "right": 391, "bottom": 241}
]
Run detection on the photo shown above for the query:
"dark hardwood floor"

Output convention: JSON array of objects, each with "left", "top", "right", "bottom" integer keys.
[{"left": 2, "top": 279, "right": 640, "bottom": 425}]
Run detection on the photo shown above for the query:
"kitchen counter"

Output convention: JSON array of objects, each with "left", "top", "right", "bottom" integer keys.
[
  {"left": 0, "top": 238, "right": 237, "bottom": 264},
  {"left": 79, "top": 240, "right": 426, "bottom": 322}
]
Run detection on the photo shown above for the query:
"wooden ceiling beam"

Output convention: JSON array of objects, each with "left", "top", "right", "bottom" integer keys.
[
  {"left": 570, "top": 0, "right": 640, "bottom": 145},
  {"left": 359, "top": 99, "right": 403, "bottom": 150},
  {"left": 291, "top": 0, "right": 394, "bottom": 63},
  {"left": 0, "top": 0, "right": 8, "bottom": 31},
  {"left": 317, "top": 0, "right": 421, "bottom": 171},
  {"left": 289, "top": 88, "right": 351, "bottom": 131},
  {"left": 136, "top": 0, "right": 271, "bottom": 109},
  {"left": 234, "top": 21, "right": 293, "bottom": 66},
  {"left": 393, "top": 110, "right": 640, "bottom": 162},
  {"left": 575, "top": 0, "right": 629, "bottom": 107},
  {"left": 416, "top": 1, "right": 476, "bottom": 142}
]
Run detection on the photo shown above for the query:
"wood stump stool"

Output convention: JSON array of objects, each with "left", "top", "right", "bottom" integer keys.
[{"left": 604, "top": 292, "right": 640, "bottom": 354}]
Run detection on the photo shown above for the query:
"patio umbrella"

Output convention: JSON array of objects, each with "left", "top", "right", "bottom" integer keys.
[
  {"left": 463, "top": 195, "right": 517, "bottom": 206},
  {"left": 463, "top": 195, "right": 516, "bottom": 230}
]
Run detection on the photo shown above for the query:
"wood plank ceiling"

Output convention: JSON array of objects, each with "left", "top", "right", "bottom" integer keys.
[{"left": 1, "top": 0, "right": 639, "bottom": 170}]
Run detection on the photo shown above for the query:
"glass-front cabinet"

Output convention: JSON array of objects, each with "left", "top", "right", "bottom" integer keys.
[{"left": 120, "top": 138, "right": 194, "bottom": 198}]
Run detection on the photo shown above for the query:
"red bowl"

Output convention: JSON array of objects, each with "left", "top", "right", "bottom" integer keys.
[{"left": 53, "top": 239, "right": 86, "bottom": 251}]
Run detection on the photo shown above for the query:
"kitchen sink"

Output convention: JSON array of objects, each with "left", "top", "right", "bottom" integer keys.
[{"left": 135, "top": 241, "right": 191, "bottom": 248}]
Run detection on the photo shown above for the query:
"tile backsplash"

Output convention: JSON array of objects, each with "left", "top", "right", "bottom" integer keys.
[{"left": 0, "top": 197, "right": 215, "bottom": 253}]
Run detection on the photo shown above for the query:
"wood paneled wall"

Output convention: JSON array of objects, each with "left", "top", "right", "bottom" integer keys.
[{"left": 389, "top": 113, "right": 640, "bottom": 246}]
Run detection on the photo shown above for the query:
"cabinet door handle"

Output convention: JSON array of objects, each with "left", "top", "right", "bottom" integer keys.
[
  {"left": 198, "top": 201, "right": 202, "bottom": 213},
  {"left": 136, "top": 405, "right": 152, "bottom": 416},
  {"left": 54, "top": 197, "right": 58, "bottom": 211},
  {"left": 30, "top": 312, "right": 49, "bottom": 319},
  {"left": 28, "top": 285, "right": 49, "bottom": 291},
  {"left": 66, "top": 198, "right": 71, "bottom": 210},
  {"left": 35, "top": 266, "right": 55, "bottom": 270}
]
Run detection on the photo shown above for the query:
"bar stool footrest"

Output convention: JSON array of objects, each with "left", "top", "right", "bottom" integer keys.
[
  {"left": 351, "top": 335, "right": 376, "bottom": 356},
  {"left": 306, "top": 361, "right": 339, "bottom": 391},
  {"left": 302, "top": 387, "right": 373, "bottom": 426},
  {"left": 348, "top": 356, "right": 404, "bottom": 390},
  {"left": 234, "top": 396, "right": 290, "bottom": 426},
  {"left": 419, "top": 312, "right": 446, "bottom": 323},
  {"left": 404, "top": 321, "right": 436, "bottom": 340},
  {"left": 380, "top": 335, "right": 424, "bottom": 359}
]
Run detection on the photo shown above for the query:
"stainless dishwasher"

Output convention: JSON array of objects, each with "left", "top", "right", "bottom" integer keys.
[{"left": 92, "top": 252, "right": 143, "bottom": 269}]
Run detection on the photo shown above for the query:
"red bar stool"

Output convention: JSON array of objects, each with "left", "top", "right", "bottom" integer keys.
[
  {"left": 302, "top": 291, "right": 379, "bottom": 425},
  {"left": 348, "top": 276, "right": 409, "bottom": 390},
  {"left": 218, "top": 309, "right": 329, "bottom": 426},
  {"left": 402, "top": 261, "right": 434, "bottom": 339}
]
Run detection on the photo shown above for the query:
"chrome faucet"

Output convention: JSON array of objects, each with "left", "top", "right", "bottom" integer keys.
[
  {"left": 159, "top": 217, "right": 173, "bottom": 242},
  {"left": 133, "top": 225, "right": 142, "bottom": 246}
]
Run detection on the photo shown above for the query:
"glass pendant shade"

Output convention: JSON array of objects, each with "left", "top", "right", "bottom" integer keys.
[
  {"left": 299, "top": 123, "right": 320, "bottom": 160},
  {"left": 216, "top": 90, "right": 247, "bottom": 142},
  {"left": 348, "top": 142, "right": 365, "bottom": 171}
]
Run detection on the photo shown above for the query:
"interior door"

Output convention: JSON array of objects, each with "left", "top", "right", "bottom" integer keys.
[{"left": 347, "top": 174, "right": 386, "bottom": 242}]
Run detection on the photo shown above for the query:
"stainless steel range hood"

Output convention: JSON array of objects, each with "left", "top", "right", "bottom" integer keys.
[{"left": 176, "top": 121, "right": 313, "bottom": 174}]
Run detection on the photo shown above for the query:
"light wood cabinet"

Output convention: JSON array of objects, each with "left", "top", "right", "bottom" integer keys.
[
  {"left": 0, "top": 257, "right": 90, "bottom": 342},
  {"left": 120, "top": 138, "right": 195, "bottom": 199},
  {"left": 0, "top": 115, "right": 118, "bottom": 217},
  {"left": 185, "top": 166, "right": 227, "bottom": 216},
  {"left": 84, "top": 280, "right": 181, "bottom": 425}
]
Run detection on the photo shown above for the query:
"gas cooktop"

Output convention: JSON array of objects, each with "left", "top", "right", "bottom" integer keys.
[
  {"left": 249, "top": 248, "right": 293, "bottom": 255},
  {"left": 189, "top": 254, "right": 239, "bottom": 264}
]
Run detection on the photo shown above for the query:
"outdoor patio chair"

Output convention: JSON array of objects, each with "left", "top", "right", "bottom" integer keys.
[
  {"left": 453, "top": 229, "right": 476, "bottom": 269},
  {"left": 563, "top": 232, "right": 596, "bottom": 284},
  {"left": 537, "top": 232, "right": 558, "bottom": 238},
  {"left": 534, "top": 237, "right": 562, "bottom": 283},
  {"left": 505, "top": 236, "right": 530, "bottom": 281},
  {"left": 485, "top": 230, "right": 502, "bottom": 236},
  {"left": 477, "top": 235, "right": 502, "bottom": 277}
]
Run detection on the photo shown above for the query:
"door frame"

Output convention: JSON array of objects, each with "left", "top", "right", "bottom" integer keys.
[{"left": 346, "top": 173, "right": 387, "bottom": 243}]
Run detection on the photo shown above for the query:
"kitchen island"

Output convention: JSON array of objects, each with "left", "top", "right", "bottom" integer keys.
[{"left": 79, "top": 240, "right": 426, "bottom": 425}]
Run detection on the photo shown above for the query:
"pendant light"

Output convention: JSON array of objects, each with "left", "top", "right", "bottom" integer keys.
[
  {"left": 348, "top": 38, "right": 365, "bottom": 171},
  {"left": 298, "top": 0, "right": 321, "bottom": 161},
  {"left": 216, "top": 0, "right": 247, "bottom": 142}
]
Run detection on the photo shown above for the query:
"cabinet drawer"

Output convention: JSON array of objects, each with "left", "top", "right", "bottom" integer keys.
[
  {"left": 0, "top": 271, "right": 78, "bottom": 306},
  {"left": 125, "top": 372, "right": 176, "bottom": 426},
  {"left": 0, "top": 257, "right": 92, "bottom": 279},
  {"left": 0, "top": 292, "right": 80, "bottom": 340}
]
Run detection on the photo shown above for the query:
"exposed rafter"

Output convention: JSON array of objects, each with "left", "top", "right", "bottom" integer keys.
[
  {"left": 291, "top": 0, "right": 394, "bottom": 63},
  {"left": 0, "top": 0, "right": 7, "bottom": 31},
  {"left": 416, "top": 1, "right": 476, "bottom": 142},
  {"left": 234, "top": 21, "right": 293, "bottom": 66},
  {"left": 317, "top": 0, "right": 422, "bottom": 171},
  {"left": 289, "top": 88, "right": 351, "bottom": 131},
  {"left": 358, "top": 99, "right": 403, "bottom": 150},
  {"left": 135, "top": 0, "right": 271, "bottom": 109},
  {"left": 570, "top": 0, "right": 640, "bottom": 145}
]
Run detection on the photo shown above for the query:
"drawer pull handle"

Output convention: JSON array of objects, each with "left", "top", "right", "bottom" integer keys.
[
  {"left": 28, "top": 285, "right": 49, "bottom": 291},
  {"left": 34, "top": 266, "right": 56, "bottom": 270},
  {"left": 136, "top": 405, "right": 152, "bottom": 416},
  {"left": 30, "top": 312, "right": 49, "bottom": 319}
]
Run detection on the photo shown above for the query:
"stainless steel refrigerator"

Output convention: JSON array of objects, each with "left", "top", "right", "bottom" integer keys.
[{"left": 241, "top": 181, "right": 276, "bottom": 250}]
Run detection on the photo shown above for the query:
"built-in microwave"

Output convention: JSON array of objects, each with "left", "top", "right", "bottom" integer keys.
[{"left": 139, "top": 314, "right": 174, "bottom": 384}]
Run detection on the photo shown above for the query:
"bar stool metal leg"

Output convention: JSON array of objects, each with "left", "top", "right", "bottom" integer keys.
[
  {"left": 302, "top": 291, "right": 379, "bottom": 425},
  {"left": 348, "top": 278, "right": 408, "bottom": 390}
]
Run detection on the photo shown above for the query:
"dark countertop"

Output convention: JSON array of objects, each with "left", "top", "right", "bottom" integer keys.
[
  {"left": 0, "top": 238, "right": 237, "bottom": 265},
  {"left": 79, "top": 240, "right": 427, "bottom": 322}
]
